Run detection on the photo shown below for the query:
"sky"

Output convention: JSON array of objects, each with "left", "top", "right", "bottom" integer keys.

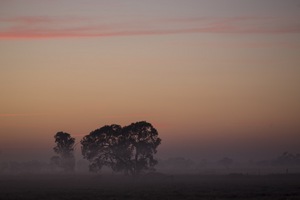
[{"left": 0, "top": 0, "right": 300, "bottom": 161}]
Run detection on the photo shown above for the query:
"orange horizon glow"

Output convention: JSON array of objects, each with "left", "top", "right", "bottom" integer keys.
[{"left": 1, "top": 0, "right": 300, "bottom": 161}]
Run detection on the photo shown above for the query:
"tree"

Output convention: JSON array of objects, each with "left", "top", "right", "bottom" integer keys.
[
  {"left": 81, "top": 121, "right": 161, "bottom": 176},
  {"left": 53, "top": 132, "right": 75, "bottom": 172},
  {"left": 81, "top": 124, "right": 123, "bottom": 172},
  {"left": 122, "top": 121, "right": 161, "bottom": 176}
]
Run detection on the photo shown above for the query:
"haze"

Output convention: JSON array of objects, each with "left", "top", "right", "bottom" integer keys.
[{"left": 0, "top": 0, "right": 300, "bottom": 162}]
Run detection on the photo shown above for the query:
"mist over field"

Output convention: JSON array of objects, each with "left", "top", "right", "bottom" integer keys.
[{"left": 1, "top": 0, "right": 300, "bottom": 199}]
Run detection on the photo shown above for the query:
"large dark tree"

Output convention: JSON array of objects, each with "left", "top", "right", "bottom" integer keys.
[
  {"left": 123, "top": 121, "right": 161, "bottom": 176},
  {"left": 81, "top": 121, "right": 161, "bottom": 176},
  {"left": 53, "top": 132, "right": 75, "bottom": 172},
  {"left": 80, "top": 124, "right": 123, "bottom": 172}
]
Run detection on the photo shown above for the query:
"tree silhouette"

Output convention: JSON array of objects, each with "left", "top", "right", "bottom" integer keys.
[
  {"left": 53, "top": 132, "right": 75, "bottom": 172},
  {"left": 81, "top": 121, "right": 161, "bottom": 176},
  {"left": 81, "top": 124, "right": 123, "bottom": 172},
  {"left": 123, "top": 121, "right": 161, "bottom": 176}
]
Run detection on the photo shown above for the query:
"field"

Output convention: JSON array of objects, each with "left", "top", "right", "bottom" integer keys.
[{"left": 0, "top": 173, "right": 300, "bottom": 200}]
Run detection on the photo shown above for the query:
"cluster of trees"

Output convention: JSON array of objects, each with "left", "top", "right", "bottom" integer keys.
[
  {"left": 52, "top": 121, "right": 161, "bottom": 176},
  {"left": 251, "top": 152, "right": 300, "bottom": 167},
  {"left": 273, "top": 152, "right": 300, "bottom": 166}
]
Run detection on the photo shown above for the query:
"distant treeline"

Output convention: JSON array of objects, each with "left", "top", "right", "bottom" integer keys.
[{"left": 51, "top": 121, "right": 161, "bottom": 176}]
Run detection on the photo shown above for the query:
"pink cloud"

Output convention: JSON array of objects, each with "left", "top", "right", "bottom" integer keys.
[{"left": 0, "top": 16, "right": 299, "bottom": 39}]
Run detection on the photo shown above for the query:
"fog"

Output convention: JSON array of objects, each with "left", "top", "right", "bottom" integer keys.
[
  {"left": 1, "top": 147, "right": 300, "bottom": 199},
  {"left": 1, "top": 125, "right": 300, "bottom": 175},
  {"left": 1, "top": 151, "right": 300, "bottom": 176}
]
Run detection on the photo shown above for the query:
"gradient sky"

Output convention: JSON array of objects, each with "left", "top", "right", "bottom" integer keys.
[{"left": 1, "top": 0, "right": 300, "bottom": 161}]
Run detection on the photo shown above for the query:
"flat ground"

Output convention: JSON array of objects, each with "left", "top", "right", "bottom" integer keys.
[{"left": 0, "top": 174, "right": 300, "bottom": 200}]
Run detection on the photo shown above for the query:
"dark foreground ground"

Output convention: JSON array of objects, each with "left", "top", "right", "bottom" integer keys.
[{"left": 0, "top": 173, "right": 300, "bottom": 200}]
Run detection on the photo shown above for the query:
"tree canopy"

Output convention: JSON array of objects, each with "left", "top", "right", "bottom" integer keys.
[
  {"left": 53, "top": 132, "right": 75, "bottom": 172},
  {"left": 81, "top": 124, "right": 123, "bottom": 172},
  {"left": 81, "top": 121, "right": 161, "bottom": 176}
]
